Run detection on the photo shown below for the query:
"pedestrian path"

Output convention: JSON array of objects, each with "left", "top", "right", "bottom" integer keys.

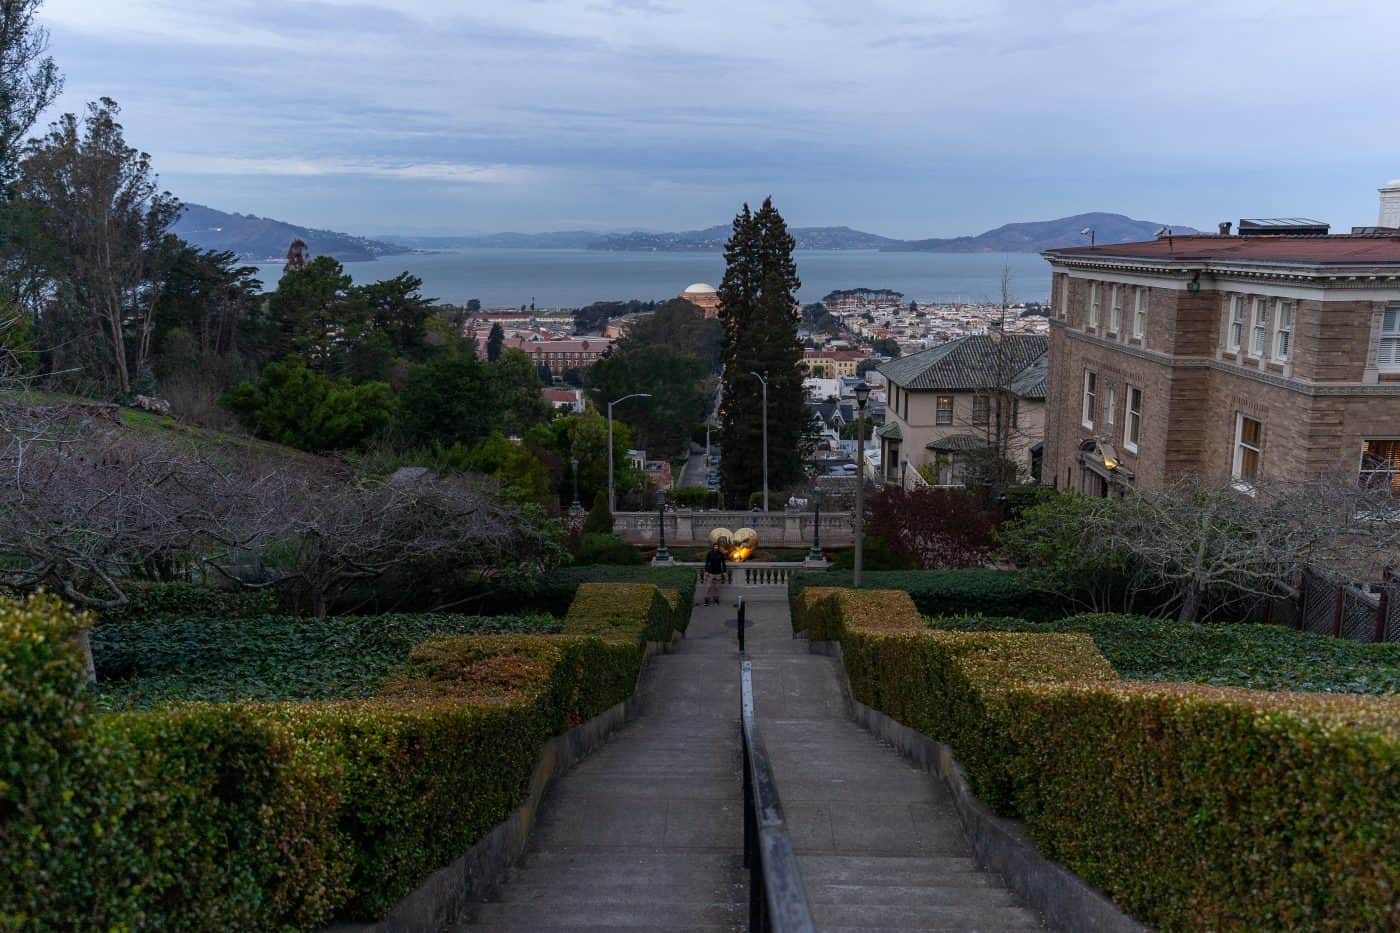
[
  {"left": 453, "top": 595, "right": 748, "bottom": 931},
  {"left": 742, "top": 589, "right": 1045, "bottom": 932}
]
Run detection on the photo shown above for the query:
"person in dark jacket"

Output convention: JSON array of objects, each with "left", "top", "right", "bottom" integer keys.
[{"left": 703, "top": 542, "right": 727, "bottom": 605}]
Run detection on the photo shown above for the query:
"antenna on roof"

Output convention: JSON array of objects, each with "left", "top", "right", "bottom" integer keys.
[
  {"left": 1156, "top": 226, "right": 1174, "bottom": 252},
  {"left": 1080, "top": 226, "right": 1096, "bottom": 248}
]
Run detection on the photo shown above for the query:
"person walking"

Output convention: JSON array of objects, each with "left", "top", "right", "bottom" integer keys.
[{"left": 703, "top": 542, "right": 727, "bottom": 606}]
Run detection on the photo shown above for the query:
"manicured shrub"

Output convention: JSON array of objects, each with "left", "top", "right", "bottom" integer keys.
[
  {"left": 583, "top": 494, "right": 614, "bottom": 534},
  {"left": 98, "top": 580, "right": 277, "bottom": 624},
  {"left": 790, "top": 569, "right": 1071, "bottom": 621},
  {"left": 563, "top": 582, "right": 676, "bottom": 646},
  {"left": 472, "top": 565, "right": 698, "bottom": 620},
  {"left": 1009, "top": 683, "right": 1400, "bottom": 931},
  {"left": 573, "top": 532, "right": 643, "bottom": 565}
]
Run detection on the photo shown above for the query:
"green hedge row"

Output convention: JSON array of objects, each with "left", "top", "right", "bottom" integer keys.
[
  {"left": 2, "top": 582, "right": 683, "bottom": 929},
  {"left": 790, "top": 569, "right": 1070, "bottom": 621},
  {"left": 928, "top": 613, "right": 1400, "bottom": 695},
  {"left": 802, "top": 588, "right": 1400, "bottom": 930},
  {"left": 98, "top": 580, "right": 277, "bottom": 623}
]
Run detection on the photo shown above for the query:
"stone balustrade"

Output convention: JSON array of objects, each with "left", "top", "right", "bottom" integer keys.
[{"left": 612, "top": 510, "right": 854, "bottom": 546}]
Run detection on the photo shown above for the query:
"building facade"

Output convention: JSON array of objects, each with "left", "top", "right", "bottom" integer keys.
[
  {"left": 802, "top": 349, "right": 869, "bottom": 378},
  {"left": 876, "top": 333, "right": 1048, "bottom": 487},
  {"left": 1043, "top": 233, "right": 1400, "bottom": 497},
  {"left": 680, "top": 283, "right": 721, "bottom": 318}
]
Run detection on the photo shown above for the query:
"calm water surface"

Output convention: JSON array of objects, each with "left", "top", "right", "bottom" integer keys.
[{"left": 253, "top": 249, "right": 1051, "bottom": 308}]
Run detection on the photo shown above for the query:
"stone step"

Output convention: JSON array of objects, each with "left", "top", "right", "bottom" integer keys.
[
  {"left": 797, "top": 854, "right": 986, "bottom": 886},
  {"left": 489, "top": 878, "right": 745, "bottom": 904},
  {"left": 515, "top": 848, "right": 745, "bottom": 874},
  {"left": 810, "top": 901, "right": 1044, "bottom": 930},
  {"left": 805, "top": 882, "right": 1019, "bottom": 907},
  {"left": 464, "top": 899, "right": 744, "bottom": 929}
]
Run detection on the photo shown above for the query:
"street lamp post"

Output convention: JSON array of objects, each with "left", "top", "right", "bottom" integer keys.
[
  {"left": 653, "top": 488, "right": 672, "bottom": 564},
  {"left": 806, "top": 488, "right": 824, "bottom": 565},
  {"left": 853, "top": 381, "right": 871, "bottom": 588},
  {"left": 608, "top": 393, "right": 651, "bottom": 512},
  {"left": 570, "top": 458, "right": 580, "bottom": 510},
  {"left": 750, "top": 371, "right": 768, "bottom": 512}
]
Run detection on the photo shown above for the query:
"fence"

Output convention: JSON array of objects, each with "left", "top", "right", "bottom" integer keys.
[
  {"left": 614, "top": 510, "right": 853, "bottom": 546},
  {"left": 693, "top": 564, "right": 799, "bottom": 588},
  {"left": 1298, "top": 569, "right": 1399, "bottom": 643}
]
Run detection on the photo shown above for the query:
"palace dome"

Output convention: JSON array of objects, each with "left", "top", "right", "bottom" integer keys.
[{"left": 683, "top": 282, "right": 717, "bottom": 294}]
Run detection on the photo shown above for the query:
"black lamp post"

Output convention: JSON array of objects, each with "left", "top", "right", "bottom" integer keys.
[
  {"left": 570, "top": 458, "right": 580, "bottom": 510},
  {"left": 806, "top": 488, "right": 824, "bottom": 564},
  {"left": 853, "top": 381, "right": 871, "bottom": 587},
  {"left": 653, "top": 488, "right": 672, "bottom": 563}
]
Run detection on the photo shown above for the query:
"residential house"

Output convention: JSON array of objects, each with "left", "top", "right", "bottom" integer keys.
[{"left": 876, "top": 333, "right": 1048, "bottom": 487}]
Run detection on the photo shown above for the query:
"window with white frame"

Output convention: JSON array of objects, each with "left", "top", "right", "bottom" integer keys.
[
  {"left": 1106, "top": 385, "right": 1117, "bottom": 426},
  {"left": 1081, "top": 370, "right": 1096, "bottom": 428},
  {"left": 1250, "top": 297, "right": 1270, "bottom": 356},
  {"left": 1379, "top": 307, "right": 1400, "bottom": 372},
  {"left": 1089, "top": 283, "right": 1100, "bottom": 328},
  {"left": 1228, "top": 296, "right": 1246, "bottom": 351},
  {"left": 1124, "top": 386, "right": 1142, "bottom": 453},
  {"left": 1274, "top": 300, "right": 1294, "bottom": 361},
  {"left": 1133, "top": 287, "right": 1148, "bottom": 338},
  {"left": 1109, "top": 285, "right": 1123, "bottom": 333},
  {"left": 935, "top": 395, "right": 953, "bottom": 425},
  {"left": 1232, "top": 413, "right": 1263, "bottom": 485},
  {"left": 1360, "top": 439, "right": 1400, "bottom": 497}
]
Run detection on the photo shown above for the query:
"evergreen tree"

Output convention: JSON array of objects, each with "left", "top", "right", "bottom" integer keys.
[
  {"left": 717, "top": 197, "right": 805, "bottom": 506},
  {"left": 486, "top": 321, "right": 505, "bottom": 361}
]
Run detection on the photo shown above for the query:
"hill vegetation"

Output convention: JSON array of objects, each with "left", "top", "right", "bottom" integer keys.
[{"left": 174, "top": 203, "right": 410, "bottom": 262}]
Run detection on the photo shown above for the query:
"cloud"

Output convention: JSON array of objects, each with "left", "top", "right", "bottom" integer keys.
[{"left": 161, "top": 154, "right": 537, "bottom": 185}]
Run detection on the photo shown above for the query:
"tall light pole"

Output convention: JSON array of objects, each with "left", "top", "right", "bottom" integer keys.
[
  {"left": 750, "top": 371, "right": 769, "bottom": 512},
  {"left": 853, "top": 381, "right": 870, "bottom": 587},
  {"left": 608, "top": 393, "right": 651, "bottom": 512}
]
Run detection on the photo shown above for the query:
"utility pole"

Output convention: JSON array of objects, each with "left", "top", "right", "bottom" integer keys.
[
  {"left": 750, "top": 371, "right": 769, "bottom": 512},
  {"left": 853, "top": 381, "right": 870, "bottom": 587},
  {"left": 608, "top": 393, "right": 651, "bottom": 512}
]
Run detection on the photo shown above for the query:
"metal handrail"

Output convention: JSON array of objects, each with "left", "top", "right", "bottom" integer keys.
[{"left": 740, "top": 659, "right": 816, "bottom": 933}]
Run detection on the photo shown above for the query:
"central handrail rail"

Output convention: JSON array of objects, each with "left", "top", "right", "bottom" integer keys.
[{"left": 740, "top": 658, "right": 816, "bottom": 933}]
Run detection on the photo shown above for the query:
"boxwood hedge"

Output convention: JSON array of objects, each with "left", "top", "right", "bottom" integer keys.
[
  {"left": 790, "top": 569, "right": 1071, "bottom": 621},
  {"left": 803, "top": 588, "right": 1400, "bottom": 930},
  {"left": 2, "top": 582, "right": 683, "bottom": 929}
]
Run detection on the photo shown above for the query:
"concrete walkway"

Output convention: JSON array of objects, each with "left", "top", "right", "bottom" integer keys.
[
  {"left": 454, "top": 594, "right": 748, "bottom": 931},
  {"left": 743, "top": 588, "right": 1045, "bottom": 932}
]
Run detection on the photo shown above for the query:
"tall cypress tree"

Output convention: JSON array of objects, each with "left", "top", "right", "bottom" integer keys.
[{"left": 717, "top": 197, "right": 804, "bottom": 506}]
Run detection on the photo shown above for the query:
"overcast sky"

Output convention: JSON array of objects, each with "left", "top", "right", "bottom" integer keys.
[{"left": 37, "top": 0, "right": 1400, "bottom": 238}]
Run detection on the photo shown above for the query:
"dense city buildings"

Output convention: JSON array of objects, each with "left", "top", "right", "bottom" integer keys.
[
  {"left": 1043, "top": 220, "right": 1400, "bottom": 496},
  {"left": 876, "top": 333, "right": 1048, "bottom": 487}
]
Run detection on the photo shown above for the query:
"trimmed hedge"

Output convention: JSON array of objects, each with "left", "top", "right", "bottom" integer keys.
[
  {"left": 471, "top": 565, "right": 698, "bottom": 620},
  {"left": 929, "top": 612, "right": 1400, "bottom": 695},
  {"left": 806, "top": 588, "right": 1400, "bottom": 930},
  {"left": 98, "top": 580, "right": 277, "bottom": 624},
  {"left": 1010, "top": 683, "right": 1400, "bottom": 930},
  {"left": 790, "top": 569, "right": 1070, "bottom": 621},
  {"left": 573, "top": 533, "right": 643, "bottom": 566},
  {"left": 2, "top": 582, "right": 680, "bottom": 929}
]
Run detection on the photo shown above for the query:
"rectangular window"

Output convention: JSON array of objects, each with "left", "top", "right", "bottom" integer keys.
[
  {"left": 1109, "top": 285, "right": 1123, "bottom": 333},
  {"left": 1081, "top": 370, "right": 1096, "bottom": 429},
  {"left": 1058, "top": 278, "right": 1069, "bottom": 320},
  {"left": 1133, "top": 287, "right": 1148, "bottom": 338},
  {"left": 1228, "top": 296, "right": 1246, "bottom": 351},
  {"left": 935, "top": 395, "right": 953, "bottom": 425},
  {"left": 1360, "top": 439, "right": 1400, "bottom": 497},
  {"left": 1124, "top": 386, "right": 1142, "bottom": 453},
  {"left": 1379, "top": 307, "right": 1400, "bottom": 372},
  {"left": 1106, "top": 385, "right": 1117, "bottom": 426},
  {"left": 1251, "top": 298, "right": 1270, "bottom": 356},
  {"left": 1233, "top": 413, "right": 1263, "bottom": 485},
  {"left": 1274, "top": 300, "right": 1294, "bottom": 361},
  {"left": 1089, "top": 283, "right": 1101, "bottom": 328},
  {"left": 972, "top": 394, "right": 989, "bottom": 425}
]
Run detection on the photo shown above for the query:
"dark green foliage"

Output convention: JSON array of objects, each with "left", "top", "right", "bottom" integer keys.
[
  {"left": 98, "top": 581, "right": 276, "bottom": 624},
  {"left": 791, "top": 569, "right": 1068, "bottom": 621},
  {"left": 829, "top": 535, "right": 904, "bottom": 570},
  {"left": 356, "top": 272, "right": 435, "bottom": 360},
  {"left": 395, "top": 351, "right": 494, "bottom": 448},
  {"left": 486, "top": 321, "right": 504, "bottom": 361},
  {"left": 572, "top": 299, "right": 655, "bottom": 335},
  {"left": 668, "top": 485, "right": 722, "bottom": 510},
  {"left": 928, "top": 613, "right": 1400, "bottom": 694},
  {"left": 586, "top": 346, "right": 709, "bottom": 459},
  {"left": 573, "top": 533, "right": 642, "bottom": 566},
  {"left": 584, "top": 493, "right": 614, "bottom": 533},
  {"left": 222, "top": 354, "right": 392, "bottom": 451},
  {"left": 470, "top": 565, "right": 698, "bottom": 621},
  {"left": 92, "top": 612, "right": 561, "bottom": 708},
  {"left": 617, "top": 297, "right": 723, "bottom": 370},
  {"left": 717, "top": 198, "right": 807, "bottom": 504},
  {"left": 260, "top": 255, "right": 356, "bottom": 367}
]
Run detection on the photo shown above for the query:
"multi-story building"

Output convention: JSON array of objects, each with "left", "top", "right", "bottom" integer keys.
[
  {"left": 802, "top": 349, "right": 869, "bottom": 378},
  {"left": 1042, "top": 224, "right": 1400, "bottom": 497},
  {"left": 876, "top": 333, "right": 1048, "bottom": 487},
  {"left": 501, "top": 335, "right": 613, "bottom": 379}
]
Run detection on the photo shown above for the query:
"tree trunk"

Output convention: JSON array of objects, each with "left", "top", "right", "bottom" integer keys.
[
  {"left": 76, "top": 629, "right": 96, "bottom": 684},
  {"left": 1178, "top": 579, "right": 1202, "bottom": 622}
]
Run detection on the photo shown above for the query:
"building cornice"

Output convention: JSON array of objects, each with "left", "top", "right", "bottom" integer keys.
[
  {"left": 1045, "top": 253, "right": 1400, "bottom": 290},
  {"left": 1059, "top": 325, "right": 1400, "bottom": 397}
]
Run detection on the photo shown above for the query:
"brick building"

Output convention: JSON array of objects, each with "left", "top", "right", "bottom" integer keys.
[
  {"left": 501, "top": 335, "right": 613, "bottom": 379},
  {"left": 802, "top": 349, "right": 870, "bottom": 378},
  {"left": 1043, "top": 231, "right": 1400, "bottom": 497}
]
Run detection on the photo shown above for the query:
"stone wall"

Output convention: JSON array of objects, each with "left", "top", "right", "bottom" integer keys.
[{"left": 612, "top": 510, "right": 854, "bottom": 546}]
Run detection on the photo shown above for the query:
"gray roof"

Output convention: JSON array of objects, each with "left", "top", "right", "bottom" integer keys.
[
  {"left": 926, "top": 434, "right": 989, "bottom": 452},
  {"left": 1007, "top": 353, "right": 1048, "bottom": 400},
  {"left": 875, "top": 421, "right": 902, "bottom": 441},
  {"left": 878, "top": 334, "right": 1048, "bottom": 392}
]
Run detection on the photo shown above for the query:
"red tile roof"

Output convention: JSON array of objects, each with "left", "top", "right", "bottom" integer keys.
[{"left": 1046, "top": 234, "right": 1400, "bottom": 266}]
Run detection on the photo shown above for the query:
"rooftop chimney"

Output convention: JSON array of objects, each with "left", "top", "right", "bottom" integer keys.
[
  {"left": 1380, "top": 180, "right": 1400, "bottom": 228},
  {"left": 1218, "top": 221, "right": 1232, "bottom": 236}
]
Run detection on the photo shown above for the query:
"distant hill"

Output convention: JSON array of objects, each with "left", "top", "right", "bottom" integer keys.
[
  {"left": 588, "top": 225, "right": 903, "bottom": 252},
  {"left": 886, "top": 212, "right": 1200, "bottom": 253},
  {"left": 173, "top": 204, "right": 411, "bottom": 263},
  {"left": 378, "top": 231, "right": 604, "bottom": 250}
]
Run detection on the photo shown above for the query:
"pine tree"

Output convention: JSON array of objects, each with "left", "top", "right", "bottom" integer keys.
[
  {"left": 486, "top": 321, "right": 505, "bottom": 362},
  {"left": 717, "top": 198, "right": 805, "bottom": 506}
]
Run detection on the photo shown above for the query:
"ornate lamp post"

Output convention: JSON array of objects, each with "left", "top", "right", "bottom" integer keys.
[
  {"left": 608, "top": 392, "right": 651, "bottom": 512},
  {"left": 853, "top": 381, "right": 870, "bottom": 587},
  {"left": 805, "top": 488, "right": 825, "bottom": 566},
  {"left": 652, "top": 488, "right": 673, "bottom": 564},
  {"left": 750, "top": 370, "right": 769, "bottom": 512}
]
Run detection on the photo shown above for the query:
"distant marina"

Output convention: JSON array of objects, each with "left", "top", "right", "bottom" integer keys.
[{"left": 252, "top": 248, "right": 1051, "bottom": 309}]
